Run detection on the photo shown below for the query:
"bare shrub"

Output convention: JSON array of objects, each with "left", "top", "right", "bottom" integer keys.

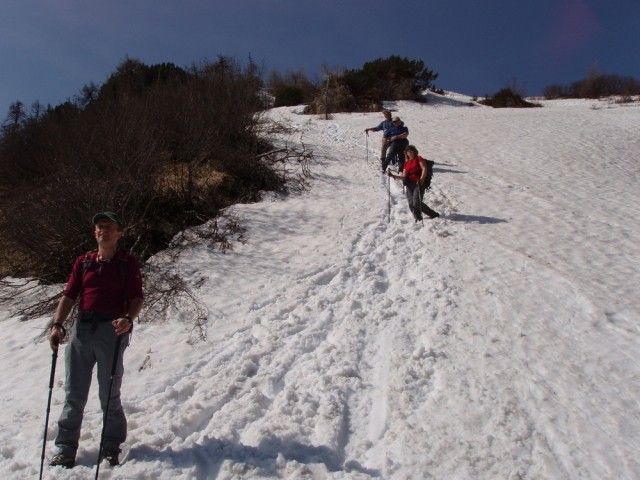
[
  {"left": 267, "top": 68, "right": 318, "bottom": 107},
  {"left": 303, "top": 78, "right": 357, "bottom": 116},
  {"left": 480, "top": 88, "right": 541, "bottom": 108},
  {"left": 141, "top": 264, "right": 209, "bottom": 344}
]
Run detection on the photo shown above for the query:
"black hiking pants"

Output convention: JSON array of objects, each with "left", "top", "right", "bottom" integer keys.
[
  {"left": 405, "top": 181, "right": 439, "bottom": 221},
  {"left": 382, "top": 141, "right": 407, "bottom": 172}
]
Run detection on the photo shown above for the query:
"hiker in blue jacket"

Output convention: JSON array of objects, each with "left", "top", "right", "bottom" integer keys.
[
  {"left": 383, "top": 116, "right": 409, "bottom": 172},
  {"left": 365, "top": 109, "right": 393, "bottom": 163}
]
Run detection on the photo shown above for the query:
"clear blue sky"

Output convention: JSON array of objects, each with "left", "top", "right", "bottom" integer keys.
[{"left": 1, "top": 0, "right": 638, "bottom": 114}]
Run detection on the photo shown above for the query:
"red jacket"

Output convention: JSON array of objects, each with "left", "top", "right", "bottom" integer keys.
[{"left": 404, "top": 155, "right": 426, "bottom": 183}]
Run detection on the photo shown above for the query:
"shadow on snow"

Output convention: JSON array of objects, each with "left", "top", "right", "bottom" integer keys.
[
  {"left": 129, "top": 436, "right": 381, "bottom": 478},
  {"left": 445, "top": 213, "right": 507, "bottom": 224}
]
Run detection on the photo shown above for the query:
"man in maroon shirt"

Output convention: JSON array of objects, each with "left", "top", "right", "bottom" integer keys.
[{"left": 48, "top": 211, "right": 143, "bottom": 469}]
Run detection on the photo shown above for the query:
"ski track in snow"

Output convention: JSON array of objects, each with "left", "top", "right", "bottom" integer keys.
[{"left": 2, "top": 95, "right": 639, "bottom": 479}]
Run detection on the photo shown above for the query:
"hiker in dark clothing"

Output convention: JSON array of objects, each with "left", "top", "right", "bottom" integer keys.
[
  {"left": 48, "top": 211, "right": 143, "bottom": 469},
  {"left": 365, "top": 109, "right": 394, "bottom": 163},
  {"left": 387, "top": 145, "right": 440, "bottom": 222},
  {"left": 383, "top": 116, "right": 409, "bottom": 172}
]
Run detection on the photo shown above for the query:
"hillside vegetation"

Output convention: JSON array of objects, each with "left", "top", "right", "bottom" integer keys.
[
  {"left": 0, "top": 57, "right": 307, "bottom": 283},
  {"left": 544, "top": 71, "right": 640, "bottom": 100},
  {"left": 304, "top": 56, "right": 439, "bottom": 114}
]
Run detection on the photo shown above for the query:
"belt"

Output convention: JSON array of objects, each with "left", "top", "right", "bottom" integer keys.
[
  {"left": 78, "top": 311, "right": 118, "bottom": 333},
  {"left": 79, "top": 311, "right": 117, "bottom": 322}
]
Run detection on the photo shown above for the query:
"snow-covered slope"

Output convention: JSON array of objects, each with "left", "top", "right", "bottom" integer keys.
[{"left": 2, "top": 94, "right": 639, "bottom": 479}]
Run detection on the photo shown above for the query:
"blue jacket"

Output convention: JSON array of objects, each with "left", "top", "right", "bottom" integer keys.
[
  {"left": 384, "top": 124, "right": 409, "bottom": 145},
  {"left": 370, "top": 119, "right": 393, "bottom": 134}
]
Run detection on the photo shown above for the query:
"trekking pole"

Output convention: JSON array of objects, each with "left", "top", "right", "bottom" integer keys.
[
  {"left": 365, "top": 132, "right": 369, "bottom": 164},
  {"left": 95, "top": 334, "right": 123, "bottom": 480},
  {"left": 396, "top": 153, "right": 406, "bottom": 197},
  {"left": 39, "top": 346, "right": 59, "bottom": 480},
  {"left": 387, "top": 168, "right": 391, "bottom": 223},
  {"left": 417, "top": 182, "right": 425, "bottom": 226}
]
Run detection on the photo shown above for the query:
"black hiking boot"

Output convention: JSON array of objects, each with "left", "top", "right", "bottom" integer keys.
[
  {"left": 50, "top": 453, "right": 75, "bottom": 469},
  {"left": 101, "top": 448, "right": 121, "bottom": 466}
]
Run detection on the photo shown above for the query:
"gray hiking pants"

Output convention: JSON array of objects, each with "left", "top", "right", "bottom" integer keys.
[
  {"left": 55, "top": 314, "right": 129, "bottom": 456},
  {"left": 383, "top": 142, "right": 407, "bottom": 172}
]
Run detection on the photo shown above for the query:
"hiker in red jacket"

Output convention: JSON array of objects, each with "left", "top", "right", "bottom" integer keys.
[
  {"left": 388, "top": 145, "right": 440, "bottom": 222},
  {"left": 48, "top": 211, "right": 143, "bottom": 469}
]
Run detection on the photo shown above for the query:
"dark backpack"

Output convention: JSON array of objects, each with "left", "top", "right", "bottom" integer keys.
[{"left": 424, "top": 160, "right": 435, "bottom": 191}]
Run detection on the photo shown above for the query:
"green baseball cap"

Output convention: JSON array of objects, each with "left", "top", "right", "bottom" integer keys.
[{"left": 92, "top": 211, "right": 123, "bottom": 227}]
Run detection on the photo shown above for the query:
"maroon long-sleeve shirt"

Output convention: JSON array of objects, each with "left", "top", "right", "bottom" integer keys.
[{"left": 63, "top": 250, "right": 144, "bottom": 315}]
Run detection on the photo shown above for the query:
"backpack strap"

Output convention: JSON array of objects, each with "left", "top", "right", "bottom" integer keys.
[{"left": 81, "top": 250, "right": 97, "bottom": 275}]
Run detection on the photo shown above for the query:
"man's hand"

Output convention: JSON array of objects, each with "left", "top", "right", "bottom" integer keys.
[
  {"left": 49, "top": 323, "right": 66, "bottom": 351},
  {"left": 113, "top": 316, "right": 133, "bottom": 336}
]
